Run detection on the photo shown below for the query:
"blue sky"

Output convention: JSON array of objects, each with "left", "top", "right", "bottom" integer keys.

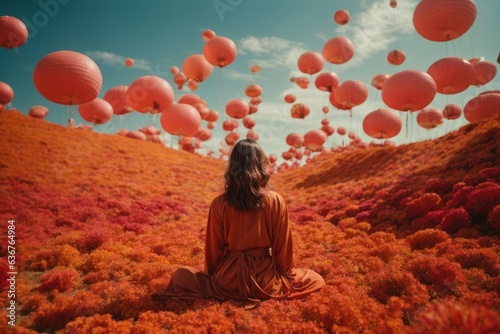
[{"left": 2, "top": 0, "right": 499, "bottom": 160}]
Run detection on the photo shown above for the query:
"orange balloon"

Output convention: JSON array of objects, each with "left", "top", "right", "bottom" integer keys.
[
  {"left": 173, "top": 72, "right": 187, "bottom": 89},
  {"left": 170, "top": 66, "right": 179, "bottom": 75},
  {"left": 269, "top": 154, "right": 277, "bottom": 163},
  {"left": 0, "top": 81, "right": 14, "bottom": 105},
  {"left": 226, "top": 99, "right": 249, "bottom": 119},
  {"left": 245, "top": 84, "right": 263, "bottom": 98},
  {"left": 464, "top": 92, "right": 500, "bottom": 123},
  {"left": 315, "top": 72, "right": 340, "bottom": 92},
  {"left": 205, "top": 109, "right": 219, "bottom": 122},
  {"left": 242, "top": 116, "right": 256, "bottom": 129},
  {"left": 371, "top": 74, "right": 391, "bottom": 90},
  {"left": 469, "top": 59, "right": 497, "bottom": 86},
  {"left": 250, "top": 65, "right": 261, "bottom": 73},
  {"left": 382, "top": 70, "right": 436, "bottom": 112},
  {"left": 322, "top": 37, "right": 354, "bottom": 64},
  {"left": 177, "top": 93, "right": 203, "bottom": 106},
  {"left": 103, "top": 86, "right": 133, "bottom": 115},
  {"left": 442, "top": 103, "right": 462, "bottom": 120},
  {"left": 413, "top": 0, "right": 477, "bottom": 42},
  {"left": 321, "top": 124, "right": 335, "bottom": 136},
  {"left": 337, "top": 126, "right": 347, "bottom": 136},
  {"left": 187, "top": 80, "right": 198, "bottom": 91},
  {"left": 160, "top": 103, "right": 202, "bottom": 137},
  {"left": 250, "top": 96, "right": 262, "bottom": 105},
  {"left": 222, "top": 119, "right": 239, "bottom": 131},
  {"left": 246, "top": 128, "right": 259, "bottom": 141},
  {"left": 417, "top": 107, "right": 444, "bottom": 130},
  {"left": 297, "top": 51, "right": 324, "bottom": 75},
  {"left": 193, "top": 102, "right": 209, "bottom": 120},
  {"left": 78, "top": 98, "right": 113, "bottom": 125},
  {"left": 284, "top": 94, "right": 296, "bottom": 104},
  {"left": 427, "top": 57, "right": 474, "bottom": 94},
  {"left": 126, "top": 130, "right": 147, "bottom": 141},
  {"left": 194, "top": 127, "right": 212, "bottom": 141},
  {"left": 126, "top": 75, "right": 174, "bottom": 114},
  {"left": 304, "top": 129, "right": 327, "bottom": 152},
  {"left": 0, "top": 16, "right": 28, "bottom": 48},
  {"left": 390, "top": 0, "right": 398, "bottom": 8},
  {"left": 33, "top": 50, "right": 103, "bottom": 105},
  {"left": 334, "top": 9, "right": 350, "bottom": 25},
  {"left": 139, "top": 125, "right": 161, "bottom": 136},
  {"left": 203, "top": 36, "right": 237, "bottom": 68},
  {"left": 290, "top": 103, "right": 310, "bottom": 119},
  {"left": 322, "top": 106, "right": 329, "bottom": 114},
  {"left": 28, "top": 105, "right": 49, "bottom": 119},
  {"left": 363, "top": 108, "right": 402, "bottom": 139},
  {"left": 202, "top": 29, "right": 216, "bottom": 42},
  {"left": 321, "top": 118, "right": 330, "bottom": 125},
  {"left": 329, "top": 91, "right": 350, "bottom": 110},
  {"left": 207, "top": 121, "right": 216, "bottom": 130},
  {"left": 248, "top": 103, "right": 258, "bottom": 114},
  {"left": 295, "top": 76, "right": 310, "bottom": 89},
  {"left": 387, "top": 49, "right": 406, "bottom": 66},
  {"left": 334, "top": 80, "right": 368, "bottom": 109},
  {"left": 286, "top": 133, "right": 304, "bottom": 148},
  {"left": 182, "top": 54, "right": 213, "bottom": 83},
  {"left": 225, "top": 131, "right": 240, "bottom": 146},
  {"left": 124, "top": 58, "right": 134, "bottom": 68}
]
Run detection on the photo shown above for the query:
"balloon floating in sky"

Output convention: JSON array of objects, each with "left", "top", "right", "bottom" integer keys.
[
  {"left": 0, "top": 81, "right": 14, "bottom": 106},
  {"left": 322, "top": 36, "right": 354, "bottom": 65},
  {"left": 469, "top": 58, "right": 497, "bottom": 87},
  {"left": 297, "top": 51, "right": 324, "bottom": 75},
  {"left": 371, "top": 74, "right": 391, "bottom": 90},
  {"left": 182, "top": 54, "right": 213, "bottom": 83},
  {"left": 334, "top": 9, "right": 350, "bottom": 25},
  {"left": 363, "top": 108, "right": 402, "bottom": 139},
  {"left": 290, "top": 103, "right": 310, "bottom": 119},
  {"left": 334, "top": 80, "right": 368, "bottom": 109},
  {"left": 382, "top": 70, "right": 437, "bottom": 112},
  {"left": 160, "top": 103, "right": 202, "bottom": 137},
  {"left": 33, "top": 50, "right": 103, "bottom": 105},
  {"left": 245, "top": 84, "right": 263, "bottom": 98},
  {"left": 126, "top": 75, "right": 174, "bottom": 114},
  {"left": 78, "top": 97, "right": 114, "bottom": 125},
  {"left": 0, "top": 16, "right": 28, "bottom": 48},
  {"left": 416, "top": 107, "right": 444, "bottom": 130},
  {"left": 103, "top": 86, "right": 133, "bottom": 115},
  {"left": 390, "top": 0, "right": 398, "bottom": 8},
  {"left": 226, "top": 99, "right": 249, "bottom": 119},
  {"left": 442, "top": 104, "right": 462, "bottom": 120},
  {"left": 304, "top": 129, "right": 327, "bottom": 152},
  {"left": 124, "top": 58, "right": 134, "bottom": 68},
  {"left": 427, "top": 57, "right": 474, "bottom": 94},
  {"left": 315, "top": 72, "right": 340, "bottom": 92},
  {"left": 250, "top": 65, "right": 261, "bottom": 73},
  {"left": 387, "top": 50, "right": 406, "bottom": 66},
  {"left": 203, "top": 36, "right": 237, "bottom": 68},
  {"left": 202, "top": 29, "right": 216, "bottom": 42},
  {"left": 413, "top": 0, "right": 477, "bottom": 42},
  {"left": 28, "top": 105, "right": 49, "bottom": 119},
  {"left": 464, "top": 92, "right": 500, "bottom": 123}
]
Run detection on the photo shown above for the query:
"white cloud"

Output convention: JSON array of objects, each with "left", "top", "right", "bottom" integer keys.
[
  {"left": 334, "top": 0, "right": 418, "bottom": 67},
  {"left": 85, "top": 51, "right": 152, "bottom": 71}
]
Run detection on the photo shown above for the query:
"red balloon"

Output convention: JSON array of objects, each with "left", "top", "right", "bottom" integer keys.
[
  {"left": 78, "top": 98, "right": 113, "bottom": 125},
  {"left": 286, "top": 133, "right": 304, "bottom": 148},
  {"left": 321, "top": 124, "right": 335, "bottom": 136},
  {"left": 442, "top": 103, "right": 462, "bottom": 120},
  {"left": 194, "top": 127, "right": 212, "bottom": 141},
  {"left": 160, "top": 103, "right": 202, "bottom": 137},
  {"left": 413, "top": 0, "right": 477, "bottom": 42},
  {"left": 226, "top": 99, "right": 249, "bottom": 119},
  {"left": 0, "top": 16, "right": 28, "bottom": 48},
  {"left": 173, "top": 72, "right": 187, "bottom": 89},
  {"left": 246, "top": 128, "right": 259, "bottom": 141},
  {"left": 33, "top": 50, "right": 103, "bottom": 105},
  {"left": 322, "top": 106, "right": 329, "bottom": 114},
  {"left": 337, "top": 127, "right": 347, "bottom": 136},
  {"left": 334, "top": 80, "right": 368, "bottom": 109},
  {"left": 126, "top": 130, "right": 147, "bottom": 141},
  {"left": 28, "top": 105, "right": 49, "bottom": 119},
  {"left": 334, "top": 9, "right": 350, "bottom": 25},
  {"left": 297, "top": 51, "right": 324, "bottom": 75},
  {"left": 464, "top": 92, "right": 500, "bottom": 123},
  {"left": 205, "top": 109, "right": 219, "bottom": 122},
  {"left": 290, "top": 103, "right": 310, "bottom": 119},
  {"left": 170, "top": 66, "right": 179, "bottom": 75},
  {"left": 182, "top": 54, "right": 213, "bottom": 83},
  {"left": 177, "top": 93, "right": 203, "bottom": 106},
  {"left": 0, "top": 82, "right": 14, "bottom": 105},
  {"left": 294, "top": 76, "right": 310, "bottom": 89},
  {"left": 248, "top": 104, "right": 259, "bottom": 114},
  {"left": 427, "top": 57, "right": 474, "bottom": 94},
  {"left": 363, "top": 108, "right": 402, "bottom": 139},
  {"left": 124, "top": 58, "right": 134, "bottom": 68},
  {"left": 269, "top": 154, "right": 277, "bottom": 163},
  {"left": 242, "top": 116, "right": 256, "bottom": 129},
  {"left": 329, "top": 91, "right": 350, "bottom": 110},
  {"left": 222, "top": 119, "right": 239, "bottom": 131},
  {"left": 225, "top": 131, "right": 240, "bottom": 146},
  {"left": 139, "top": 125, "right": 161, "bottom": 136},
  {"left": 382, "top": 70, "right": 437, "bottom": 112},
  {"left": 284, "top": 94, "right": 296, "bottom": 104},
  {"left": 417, "top": 107, "right": 444, "bottom": 130},
  {"left": 304, "top": 130, "right": 327, "bottom": 152},
  {"left": 126, "top": 75, "right": 174, "bottom": 114},
  {"left": 371, "top": 74, "right": 391, "bottom": 90},
  {"left": 387, "top": 50, "right": 406, "bottom": 66},
  {"left": 245, "top": 84, "right": 263, "bottom": 98},
  {"left": 207, "top": 121, "right": 216, "bottom": 130},
  {"left": 250, "top": 96, "right": 262, "bottom": 105},
  {"left": 202, "top": 29, "right": 216, "bottom": 42},
  {"left": 315, "top": 72, "right": 340, "bottom": 92},
  {"left": 203, "top": 36, "right": 237, "bottom": 68},
  {"left": 103, "top": 86, "right": 133, "bottom": 115},
  {"left": 390, "top": 0, "right": 398, "bottom": 8},
  {"left": 469, "top": 59, "right": 497, "bottom": 86},
  {"left": 322, "top": 37, "right": 354, "bottom": 65},
  {"left": 193, "top": 103, "right": 209, "bottom": 120},
  {"left": 250, "top": 65, "right": 261, "bottom": 73},
  {"left": 187, "top": 80, "right": 198, "bottom": 91}
]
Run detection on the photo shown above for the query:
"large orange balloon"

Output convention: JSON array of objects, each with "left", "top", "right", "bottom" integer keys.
[
  {"left": 0, "top": 16, "right": 28, "bottom": 48},
  {"left": 427, "top": 57, "right": 474, "bottom": 94},
  {"left": 78, "top": 98, "right": 113, "bottom": 125},
  {"left": 387, "top": 50, "right": 406, "bottom": 66},
  {"left": 28, "top": 105, "right": 49, "bottom": 119},
  {"left": 126, "top": 75, "right": 174, "bottom": 114},
  {"left": 33, "top": 50, "right": 103, "bottom": 105},
  {"left": 182, "top": 54, "right": 214, "bottom": 83},
  {"left": 103, "top": 86, "right": 133, "bottom": 115},
  {"left": 290, "top": 103, "right": 310, "bottom": 119},
  {"left": 363, "top": 108, "right": 402, "bottom": 139},
  {"left": 226, "top": 99, "right": 249, "bottom": 119},
  {"left": 334, "top": 9, "right": 350, "bottom": 25},
  {"left": 203, "top": 36, "right": 237, "bottom": 68},
  {"left": 297, "top": 51, "right": 324, "bottom": 75},
  {"left": 413, "top": 0, "right": 477, "bottom": 42},
  {"left": 322, "top": 37, "right": 354, "bottom": 65},
  {"left": 245, "top": 84, "right": 263, "bottom": 98},
  {"left": 417, "top": 107, "right": 444, "bottom": 130},
  {"left": 442, "top": 103, "right": 462, "bottom": 120},
  {"left": 371, "top": 74, "right": 391, "bottom": 90},
  {"left": 382, "top": 70, "right": 437, "bottom": 112},
  {"left": 304, "top": 129, "right": 327, "bottom": 152},
  {"left": 160, "top": 103, "right": 202, "bottom": 137},
  {"left": 334, "top": 80, "right": 368, "bottom": 109},
  {"left": 469, "top": 58, "right": 497, "bottom": 87},
  {"left": 464, "top": 92, "right": 500, "bottom": 123},
  {"left": 0, "top": 82, "right": 14, "bottom": 105},
  {"left": 315, "top": 72, "right": 340, "bottom": 92}
]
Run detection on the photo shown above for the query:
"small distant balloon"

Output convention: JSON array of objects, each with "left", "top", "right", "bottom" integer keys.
[
  {"left": 28, "top": 105, "right": 49, "bottom": 119},
  {"left": 0, "top": 82, "right": 14, "bottom": 106},
  {"left": 170, "top": 66, "right": 179, "bottom": 75},
  {"left": 334, "top": 9, "right": 350, "bottom": 25},
  {"left": 390, "top": 0, "right": 397, "bottom": 8},
  {"left": 202, "top": 29, "right": 216, "bottom": 42},
  {"left": 387, "top": 50, "right": 406, "bottom": 66},
  {"left": 250, "top": 65, "right": 261, "bottom": 73},
  {"left": 124, "top": 58, "right": 134, "bottom": 68}
]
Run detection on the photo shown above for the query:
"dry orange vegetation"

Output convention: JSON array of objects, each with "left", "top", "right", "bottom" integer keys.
[{"left": 0, "top": 109, "right": 499, "bottom": 333}]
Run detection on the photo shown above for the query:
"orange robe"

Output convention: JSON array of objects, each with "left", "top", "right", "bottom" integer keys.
[{"left": 162, "top": 191, "right": 325, "bottom": 307}]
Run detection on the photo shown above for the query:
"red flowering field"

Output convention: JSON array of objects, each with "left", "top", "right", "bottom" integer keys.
[{"left": 1, "top": 109, "right": 499, "bottom": 333}]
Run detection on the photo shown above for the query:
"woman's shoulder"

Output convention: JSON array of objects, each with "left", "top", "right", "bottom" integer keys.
[{"left": 265, "top": 190, "right": 286, "bottom": 204}]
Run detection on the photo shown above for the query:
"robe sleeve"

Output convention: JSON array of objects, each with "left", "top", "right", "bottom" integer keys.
[
  {"left": 272, "top": 194, "right": 294, "bottom": 274},
  {"left": 204, "top": 197, "right": 225, "bottom": 275}
]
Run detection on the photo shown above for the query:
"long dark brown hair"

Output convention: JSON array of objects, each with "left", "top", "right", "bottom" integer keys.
[{"left": 223, "top": 139, "right": 271, "bottom": 211}]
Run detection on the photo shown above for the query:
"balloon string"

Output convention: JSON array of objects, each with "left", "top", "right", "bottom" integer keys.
[{"left": 218, "top": 67, "right": 223, "bottom": 120}]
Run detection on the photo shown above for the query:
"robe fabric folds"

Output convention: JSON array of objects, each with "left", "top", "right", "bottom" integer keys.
[{"left": 160, "top": 191, "right": 325, "bottom": 307}]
